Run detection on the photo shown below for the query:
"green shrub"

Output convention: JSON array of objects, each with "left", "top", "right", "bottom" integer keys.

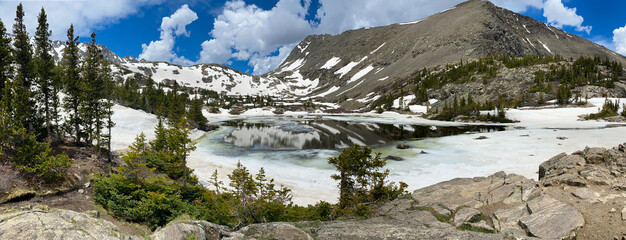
[{"left": 9, "top": 127, "right": 72, "bottom": 181}]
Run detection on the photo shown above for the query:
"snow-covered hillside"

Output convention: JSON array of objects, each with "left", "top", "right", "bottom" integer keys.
[{"left": 47, "top": 40, "right": 320, "bottom": 97}]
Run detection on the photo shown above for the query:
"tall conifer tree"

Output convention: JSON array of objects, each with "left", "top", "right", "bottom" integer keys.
[
  {"left": 81, "top": 32, "right": 103, "bottom": 145},
  {"left": 35, "top": 8, "right": 57, "bottom": 139},
  {"left": 62, "top": 24, "right": 82, "bottom": 143},
  {"left": 12, "top": 3, "right": 38, "bottom": 131},
  {"left": 0, "top": 19, "right": 11, "bottom": 100}
]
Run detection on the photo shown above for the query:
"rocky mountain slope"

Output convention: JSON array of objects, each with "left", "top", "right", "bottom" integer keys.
[
  {"left": 274, "top": 0, "right": 626, "bottom": 109},
  {"left": 2, "top": 143, "right": 625, "bottom": 239},
  {"left": 46, "top": 40, "right": 315, "bottom": 97},
  {"left": 41, "top": 0, "right": 626, "bottom": 109}
]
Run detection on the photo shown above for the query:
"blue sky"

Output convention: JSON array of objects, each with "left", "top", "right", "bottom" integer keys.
[{"left": 0, "top": 0, "right": 624, "bottom": 75}]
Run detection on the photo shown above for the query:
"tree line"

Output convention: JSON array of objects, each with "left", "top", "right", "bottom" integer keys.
[{"left": 0, "top": 4, "right": 114, "bottom": 180}]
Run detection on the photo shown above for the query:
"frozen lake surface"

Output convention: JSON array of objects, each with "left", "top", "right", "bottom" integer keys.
[{"left": 110, "top": 98, "right": 626, "bottom": 205}]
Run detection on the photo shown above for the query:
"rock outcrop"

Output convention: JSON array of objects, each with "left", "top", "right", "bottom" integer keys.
[{"left": 2, "top": 143, "right": 626, "bottom": 239}]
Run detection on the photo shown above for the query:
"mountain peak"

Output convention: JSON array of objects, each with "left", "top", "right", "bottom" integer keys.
[{"left": 268, "top": 0, "right": 625, "bottom": 109}]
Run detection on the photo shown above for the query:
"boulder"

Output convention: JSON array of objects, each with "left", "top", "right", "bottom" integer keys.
[
  {"left": 571, "top": 188, "right": 600, "bottom": 201},
  {"left": 432, "top": 204, "right": 451, "bottom": 218},
  {"left": 236, "top": 223, "right": 312, "bottom": 240},
  {"left": 543, "top": 173, "right": 586, "bottom": 187},
  {"left": 584, "top": 147, "right": 607, "bottom": 164},
  {"left": 396, "top": 144, "right": 412, "bottom": 149},
  {"left": 519, "top": 194, "right": 584, "bottom": 239},
  {"left": 538, "top": 152, "right": 567, "bottom": 180},
  {"left": 378, "top": 198, "right": 414, "bottom": 216},
  {"left": 453, "top": 207, "right": 481, "bottom": 227},
  {"left": 385, "top": 155, "right": 404, "bottom": 161},
  {"left": 313, "top": 221, "right": 503, "bottom": 240},
  {"left": 539, "top": 153, "right": 584, "bottom": 180},
  {"left": 467, "top": 220, "right": 494, "bottom": 232},
  {"left": 0, "top": 207, "right": 140, "bottom": 240},
  {"left": 413, "top": 172, "right": 536, "bottom": 210},
  {"left": 494, "top": 204, "right": 528, "bottom": 236},
  {"left": 152, "top": 220, "right": 227, "bottom": 240},
  {"left": 622, "top": 207, "right": 626, "bottom": 221}
]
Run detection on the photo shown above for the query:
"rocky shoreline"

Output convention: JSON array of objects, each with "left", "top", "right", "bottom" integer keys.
[{"left": 1, "top": 143, "right": 625, "bottom": 239}]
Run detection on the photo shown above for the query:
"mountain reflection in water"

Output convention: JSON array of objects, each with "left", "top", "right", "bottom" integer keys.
[{"left": 222, "top": 120, "right": 504, "bottom": 150}]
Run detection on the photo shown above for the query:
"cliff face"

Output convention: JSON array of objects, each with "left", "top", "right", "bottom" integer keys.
[
  {"left": 3, "top": 143, "right": 625, "bottom": 240},
  {"left": 270, "top": 0, "right": 626, "bottom": 109}
]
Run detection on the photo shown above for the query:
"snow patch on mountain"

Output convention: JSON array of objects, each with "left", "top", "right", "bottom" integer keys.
[
  {"left": 334, "top": 56, "right": 368, "bottom": 79},
  {"left": 320, "top": 57, "right": 341, "bottom": 69}
]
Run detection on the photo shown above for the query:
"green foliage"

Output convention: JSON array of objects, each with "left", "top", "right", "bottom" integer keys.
[
  {"left": 429, "top": 94, "right": 513, "bottom": 123},
  {"left": 542, "top": 57, "right": 623, "bottom": 99},
  {"left": 11, "top": 3, "right": 38, "bottom": 132},
  {"left": 585, "top": 99, "right": 620, "bottom": 120},
  {"left": 62, "top": 24, "right": 83, "bottom": 142},
  {"left": 529, "top": 70, "right": 552, "bottom": 93},
  {"left": 328, "top": 145, "right": 407, "bottom": 216},
  {"left": 94, "top": 122, "right": 332, "bottom": 230},
  {"left": 34, "top": 8, "right": 59, "bottom": 140},
  {"left": 187, "top": 97, "right": 208, "bottom": 127},
  {"left": 0, "top": 19, "right": 11, "bottom": 97},
  {"left": 556, "top": 84, "right": 572, "bottom": 105},
  {"left": 496, "top": 54, "right": 563, "bottom": 68},
  {"left": 8, "top": 126, "right": 72, "bottom": 181}
]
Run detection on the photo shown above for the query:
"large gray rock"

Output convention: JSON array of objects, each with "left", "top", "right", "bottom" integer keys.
[
  {"left": 312, "top": 221, "right": 504, "bottom": 240},
  {"left": 151, "top": 220, "right": 227, "bottom": 240},
  {"left": 519, "top": 194, "right": 584, "bottom": 239},
  {"left": 413, "top": 172, "right": 538, "bottom": 209},
  {"left": 0, "top": 207, "right": 140, "bottom": 240},
  {"left": 494, "top": 204, "right": 529, "bottom": 236},
  {"left": 539, "top": 153, "right": 584, "bottom": 180},
  {"left": 584, "top": 147, "right": 607, "bottom": 164},
  {"left": 453, "top": 207, "right": 481, "bottom": 227},
  {"left": 234, "top": 223, "right": 312, "bottom": 240}
]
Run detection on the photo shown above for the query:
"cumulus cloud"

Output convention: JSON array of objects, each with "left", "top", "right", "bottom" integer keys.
[
  {"left": 197, "top": 0, "right": 467, "bottom": 74},
  {"left": 490, "top": 0, "right": 543, "bottom": 13},
  {"left": 542, "top": 0, "right": 591, "bottom": 34},
  {"left": 197, "top": 0, "right": 313, "bottom": 74},
  {"left": 0, "top": 0, "right": 163, "bottom": 40},
  {"left": 191, "top": 0, "right": 595, "bottom": 74},
  {"left": 314, "top": 0, "right": 464, "bottom": 35},
  {"left": 139, "top": 4, "right": 198, "bottom": 64},
  {"left": 614, "top": 25, "right": 626, "bottom": 56}
]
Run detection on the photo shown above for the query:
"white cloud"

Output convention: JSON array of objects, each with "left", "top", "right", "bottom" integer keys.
[
  {"left": 192, "top": 0, "right": 595, "bottom": 74},
  {"left": 542, "top": 0, "right": 591, "bottom": 34},
  {"left": 0, "top": 0, "right": 163, "bottom": 40},
  {"left": 248, "top": 43, "right": 295, "bottom": 75},
  {"left": 314, "top": 0, "right": 465, "bottom": 35},
  {"left": 490, "top": 0, "right": 543, "bottom": 13},
  {"left": 197, "top": 0, "right": 313, "bottom": 74},
  {"left": 614, "top": 25, "right": 626, "bottom": 56},
  {"left": 139, "top": 4, "right": 198, "bottom": 65}
]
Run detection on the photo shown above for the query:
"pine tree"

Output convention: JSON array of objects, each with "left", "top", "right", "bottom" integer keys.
[
  {"left": 0, "top": 19, "right": 12, "bottom": 100},
  {"left": 166, "top": 119, "right": 196, "bottom": 187},
  {"left": 62, "top": 24, "right": 83, "bottom": 143},
  {"left": 188, "top": 97, "right": 207, "bottom": 127},
  {"left": 81, "top": 32, "right": 105, "bottom": 147},
  {"left": 151, "top": 118, "right": 167, "bottom": 152},
  {"left": 12, "top": 3, "right": 38, "bottom": 131},
  {"left": 101, "top": 57, "right": 115, "bottom": 162},
  {"left": 35, "top": 8, "right": 57, "bottom": 140},
  {"left": 167, "top": 82, "right": 185, "bottom": 121}
]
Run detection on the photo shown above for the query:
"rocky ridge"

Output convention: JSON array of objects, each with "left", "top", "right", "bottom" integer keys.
[
  {"left": 275, "top": 0, "right": 626, "bottom": 110},
  {"left": 2, "top": 143, "right": 626, "bottom": 239}
]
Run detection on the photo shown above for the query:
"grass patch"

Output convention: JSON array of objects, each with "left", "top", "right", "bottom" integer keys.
[
  {"left": 410, "top": 205, "right": 451, "bottom": 223},
  {"left": 468, "top": 214, "right": 485, "bottom": 223},
  {"left": 459, "top": 223, "right": 495, "bottom": 234}
]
